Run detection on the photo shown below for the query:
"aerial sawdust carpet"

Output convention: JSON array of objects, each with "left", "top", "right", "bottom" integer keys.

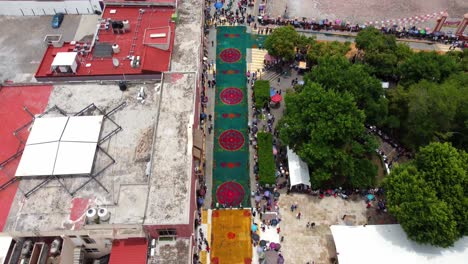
[{"left": 211, "top": 209, "right": 252, "bottom": 264}]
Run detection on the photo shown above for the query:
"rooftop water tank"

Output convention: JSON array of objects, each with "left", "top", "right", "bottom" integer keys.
[
  {"left": 123, "top": 20, "right": 130, "bottom": 30},
  {"left": 98, "top": 208, "right": 110, "bottom": 222},
  {"left": 112, "top": 44, "right": 120, "bottom": 54},
  {"left": 86, "top": 208, "right": 98, "bottom": 223}
]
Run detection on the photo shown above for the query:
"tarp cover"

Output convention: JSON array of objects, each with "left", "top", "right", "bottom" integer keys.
[
  {"left": 287, "top": 147, "right": 310, "bottom": 188},
  {"left": 330, "top": 225, "right": 468, "bottom": 264}
]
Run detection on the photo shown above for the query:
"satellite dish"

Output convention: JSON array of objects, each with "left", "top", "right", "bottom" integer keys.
[{"left": 112, "top": 58, "right": 119, "bottom": 67}]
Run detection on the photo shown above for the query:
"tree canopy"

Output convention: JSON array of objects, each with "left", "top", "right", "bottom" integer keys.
[
  {"left": 306, "top": 41, "right": 351, "bottom": 65},
  {"left": 398, "top": 51, "right": 459, "bottom": 87},
  {"left": 278, "top": 82, "right": 377, "bottom": 187},
  {"left": 264, "top": 25, "right": 299, "bottom": 60},
  {"left": 383, "top": 142, "right": 468, "bottom": 247},
  {"left": 385, "top": 73, "right": 468, "bottom": 151},
  {"left": 355, "top": 27, "right": 413, "bottom": 80},
  {"left": 305, "top": 56, "right": 388, "bottom": 125}
]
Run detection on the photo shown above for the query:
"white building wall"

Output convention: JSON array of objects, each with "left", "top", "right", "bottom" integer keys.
[{"left": 0, "top": 0, "right": 102, "bottom": 16}]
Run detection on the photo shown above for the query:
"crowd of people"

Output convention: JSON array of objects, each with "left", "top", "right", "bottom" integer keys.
[{"left": 257, "top": 16, "right": 466, "bottom": 47}]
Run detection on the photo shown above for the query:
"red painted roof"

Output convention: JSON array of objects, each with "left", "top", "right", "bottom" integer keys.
[
  {"left": 109, "top": 238, "right": 148, "bottom": 264},
  {"left": 0, "top": 85, "right": 53, "bottom": 231},
  {"left": 35, "top": 6, "right": 175, "bottom": 79},
  {"left": 105, "top": 0, "right": 176, "bottom": 5}
]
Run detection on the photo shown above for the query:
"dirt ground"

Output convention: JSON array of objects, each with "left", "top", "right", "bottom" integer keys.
[
  {"left": 277, "top": 192, "right": 396, "bottom": 264},
  {"left": 266, "top": 0, "right": 468, "bottom": 24}
]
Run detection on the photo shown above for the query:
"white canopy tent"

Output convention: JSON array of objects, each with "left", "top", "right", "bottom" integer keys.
[
  {"left": 287, "top": 147, "right": 310, "bottom": 189},
  {"left": 330, "top": 225, "right": 468, "bottom": 264}
]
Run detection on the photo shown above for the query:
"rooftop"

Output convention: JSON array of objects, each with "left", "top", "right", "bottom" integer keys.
[
  {"left": 148, "top": 238, "right": 190, "bottom": 264},
  {"left": 35, "top": 6, "right": 176, "bottom": 80},
  {"left": 145, "top": 72, "right": 196, "bottom": 225},
  {"left": 0, "top": 85, "right": 53, "bottom": 231},
  {"left": 2, "top": 80, "right": 194, "bottom": 233},
  {"left": 105, "top": 0, "right": 176, "bottom": 6}
]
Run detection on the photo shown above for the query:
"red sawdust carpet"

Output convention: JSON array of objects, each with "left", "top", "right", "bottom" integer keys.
[{"left": 0, "top": 85, "right": 53, "bottom": 231}]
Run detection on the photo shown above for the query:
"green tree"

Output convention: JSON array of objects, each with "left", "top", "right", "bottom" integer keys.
[
  {"left": 398, "top": 51, "right": 459, "bottom": 87},
  {"left": 384, "top": 142, "right": 468, "bottom": 247},
  {"left": 306, "top": 41, "right": 351, "bottom": 65},
  {"left": 278, "top": 83, "right": 377, "bottom": 187},
  {"left": 264, "top": 25, "right": 299, "bottom": 60},
  {"left": 305, "top": 56, "right": 387, "bottom": 125},
  {"left": 253, "top": 80, "right": 270, "bottom": 109},
  {"left": 355, "top": 27, "right": 413, "bottom": 80},
  {"left": 257, "top": 132, "right": 276, "bottom": 186}
]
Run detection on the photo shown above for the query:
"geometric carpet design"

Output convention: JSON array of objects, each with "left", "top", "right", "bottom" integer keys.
[{"left": 213, "top": 26, "right": 251, "bottom": 207}]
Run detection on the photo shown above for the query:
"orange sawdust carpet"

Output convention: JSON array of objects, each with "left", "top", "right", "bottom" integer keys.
[{"left": 211, "top": 209, "right": 252, "bottom": 264}]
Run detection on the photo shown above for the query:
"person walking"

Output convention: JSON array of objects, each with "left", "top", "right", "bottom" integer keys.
[
  {"left": 211, "top": 40, "right": 214, "bottom": 47},
  {"left": 311, "top": 222, "right": 315, "bottom": 228},
  {"left": 296, "top": 212, "right": 301, "bottom": 219},
  {"left": 306, "top": 222, "right": 310, "bottom": 228},
  {"left": 208, "top": 114, "right": 212, "bottom": 121}
]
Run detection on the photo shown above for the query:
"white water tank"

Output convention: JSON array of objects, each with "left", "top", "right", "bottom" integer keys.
[
  {"left": 112, "top": 44, "right": 120, "bottom": 54},
  {"left": 123, "top": 20, "right": 130, "bottom": 31},
  {"left": 98, "top": 208, "right": 110, "bottom": 222},
  {"left": 86, "top": 208, "right": 98, "bottom": 223}
]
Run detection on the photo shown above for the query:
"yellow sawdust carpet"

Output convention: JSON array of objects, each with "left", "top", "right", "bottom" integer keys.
[{"left": 211, "top": 209, "right": 252, "bottom": 264}]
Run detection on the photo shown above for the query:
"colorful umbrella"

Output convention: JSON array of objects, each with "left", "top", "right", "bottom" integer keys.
[
  {"left": 251, "top": 224, "right": 258, "bottom": 232},
  {"left": 214, "top": 1, "right": 223, "bottom": 9},
  {"left": 260, "top": 240, "right": 267, "bottom": 247},
  {"left": 271, "top": 94, "right": 282, "bottom": 103},
  {"left": 270, "top": 88, "right": 276, "bottom": 97},
  {"left": 252, "top": 233, "right": 260, "bottom": 241}
]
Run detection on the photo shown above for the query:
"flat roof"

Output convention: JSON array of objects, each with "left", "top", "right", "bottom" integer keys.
[
  {"left": 330, "top": 225, "right": 468, "bottom": 264},
  {"left": 105, "top": 0, "right": 176, "bottom": 6},
  {"left": 15, "top": 116, "right": 103, "bottom": 177},
  {"left": 145, "top": 73, "right": 195, "bottom": 225},
  {"left": 0, "top": 85, "right": 53, "bottom": 231},
  {"left": 35, "top": 6, "right": 175, "bottom": 80},
  {"left": 109, "top": 238, "right": 148, "bottom": 264}
]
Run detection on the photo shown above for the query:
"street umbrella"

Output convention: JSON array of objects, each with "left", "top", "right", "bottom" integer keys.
[
  {"left": 367, "top": 194, "right": 375, "bottom": 201},
  {"left": 252, "top": 126, "right": 258, "bottom": 133},
  {"left": 269, "top": 242, "right": 276, "bottom": 250},
  {"left": 197, "top": 197, "right": 204, "bottom": 206},
  {"left": 274, "top": 191, "right": 280, "bottom": 198},
  {"left": 274, "top": 243, "right": 281, "bottom": 251},
  {"left": 270, "top": 88, "right": 276, "bottom": 97},
  {"left": 264, "top": 190, "right": 271, "bottom": 197},
  {"left": 273, "top": 146, "right": 278, "bottom": 155},
  {"left": 271, "top": 94, "right": 282, "bottom": 103},
  {"left": 251, "top": 224, "right": 258, "bottom": 232},
  {"left": 257, "top": 246, "right": 264, "bottom": 253},
  {"left": 265, "top": 53, "right": 276, "bottom": 62},
  {"left": 255, "top": 195, "right": 262, "bottom": 202},
  {"left": 252, "top": 233, "right": 260, "bottom": 241},
  {"left": 278, "top": 254, "right": 285, "bottom": 264},
  {"left": 259, "top": 240, "right": 267, "bottom": 247},
  {"left": 270, "top": 219, "right": 278, "bottom": 226},
  {"left": 214, "top": 1, "right": 223, "bottom": 9}
]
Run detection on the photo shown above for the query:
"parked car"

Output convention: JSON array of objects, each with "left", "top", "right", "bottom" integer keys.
[{"left": 52, "top": 13, "right": 64, "bottom": 28}]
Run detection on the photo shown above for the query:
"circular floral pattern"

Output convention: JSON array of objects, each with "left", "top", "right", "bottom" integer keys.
[
  {"left": 227, "top": 232, "right": 236, "bottom": 239},
  {"left": 220, "top": 88, "right": 243, "bottom": 105},
  {"left": 220, "top": 48, "right": 242, "bottom": 63},
  {"left": 218, "top": 129, "right": 244, "bottom": 151},
  {"left": 216, "top": 181, "right": 245, "bottom": 206}
]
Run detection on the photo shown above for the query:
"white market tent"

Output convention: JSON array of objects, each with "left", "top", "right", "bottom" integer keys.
[
  {"left": 330, "top": 225, "right": 468, "bottom": 264},
  {"left": 287, "top": 147, "right": 310, "bottom": 189},
  {"left": 15, "top": 116, "right": 103, "bottom": 177}
]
